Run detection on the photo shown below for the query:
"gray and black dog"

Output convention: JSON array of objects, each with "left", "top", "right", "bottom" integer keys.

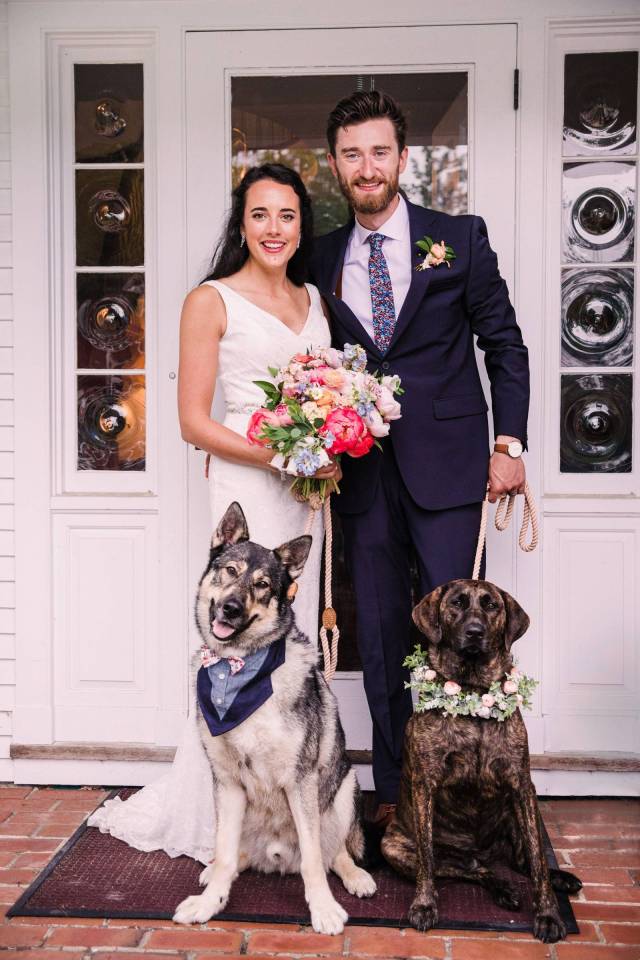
[{"left": 173, "top": 502, "right": 376, "bottom": 935}]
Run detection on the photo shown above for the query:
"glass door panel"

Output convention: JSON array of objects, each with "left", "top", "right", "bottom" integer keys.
[{"left": 232, "top": 73, "right": 468, "bottom": 235}]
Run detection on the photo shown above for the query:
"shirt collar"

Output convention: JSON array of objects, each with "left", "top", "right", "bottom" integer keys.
[{"left": 352, "top": 193, "right": 409, "bottom": 247}]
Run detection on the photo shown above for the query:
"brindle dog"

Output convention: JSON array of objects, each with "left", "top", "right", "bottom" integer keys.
[{"left": 381, "top": 579, "right": 581, "bottom": 943}]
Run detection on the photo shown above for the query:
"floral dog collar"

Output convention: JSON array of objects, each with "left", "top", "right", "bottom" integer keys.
[{"left": 404, "top": 644, "right": 537, "bottom": 721}]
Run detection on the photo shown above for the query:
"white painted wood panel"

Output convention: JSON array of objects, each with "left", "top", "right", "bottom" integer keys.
[
  {"left": 53, "top": 514, "right": 160, "bottom": 742},
  {"left": 543, "top": 515, "right": 639, "bottom": 752}
]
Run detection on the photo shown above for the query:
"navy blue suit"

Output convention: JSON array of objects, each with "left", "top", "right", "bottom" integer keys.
[{"left": 311, "top": 200, "right": 529, "bottom": 801}]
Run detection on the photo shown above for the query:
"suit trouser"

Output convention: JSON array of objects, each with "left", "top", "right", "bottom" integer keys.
[{"left": 340, "top": 448, "right": 484, "bottom": 804}]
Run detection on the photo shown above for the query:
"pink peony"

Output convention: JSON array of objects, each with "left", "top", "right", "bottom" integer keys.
[
  {"left": 320, "top": 368, "right": 347, "bottom": 390},
  {"left": 481, "top": 693, "right": 495, "bottom": 708},
  {"left": 321, "top": 407, "right": 372, "bottom": 457},
  {"left": 247, "top": 408, "right": 281, "bottom": 446},
  {"left": 347, "top": 430, "right": 374, "bottom": 458},
  {"left": 274, "top": 404, "right": 293, "bottom": 425},
  {"left": 503, "top": 679, "right": 518, "bottom": 695},
  {"left": 308, "top": 367, "right": 332, "bottom": 383},
  {"left": 443, "top": 680, "right": 461, "bottom": 696}
]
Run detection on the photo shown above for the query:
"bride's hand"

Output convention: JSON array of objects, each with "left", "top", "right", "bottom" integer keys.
[{"left": 313, "top": 460, "right": 342, "bottom": 482}]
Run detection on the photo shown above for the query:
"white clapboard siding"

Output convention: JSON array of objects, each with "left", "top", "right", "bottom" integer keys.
[{"left": 0, "top": 2, "right": 13, "bottom": 776}]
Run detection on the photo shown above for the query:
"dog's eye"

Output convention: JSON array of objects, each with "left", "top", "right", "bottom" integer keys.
[
  {"left": 225, "top": 566, "right": 238, "bottom": 577},
  {"left": 255, "top": 579, "right": 269, "bottom": 590},
  {"left": 451, "top": 597, "right": 463, "bottom": 607}
]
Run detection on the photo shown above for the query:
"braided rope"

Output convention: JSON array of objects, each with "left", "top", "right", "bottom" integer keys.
[
  {"left": 472, "top": 481, "right": 539, "bottom": 581},
  {"left": 319, "top": 496, "right": 339, "bottom": 683},
  {"left": 301, "top": 500, "right": 339, "bottom": 683}
]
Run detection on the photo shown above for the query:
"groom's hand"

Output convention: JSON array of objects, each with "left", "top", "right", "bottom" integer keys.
[{"left": 488, "top": 436, "right": 526, "bottom": 503}]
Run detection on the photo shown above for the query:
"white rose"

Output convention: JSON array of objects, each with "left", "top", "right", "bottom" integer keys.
[
  {"left": 364, "top": 407, "right": 390, "bottom": 438},
  {"left": 477, "top": 706, "right": 491, "bottom": 719},
  {"left": 443, "top": 680, "right": 461, "bottom": 696},
  {"left": 503, "top": 680, "right": 518, "bottom": 695},
  {"left": 481, "top": 693, "right": 495, "bottom": 708},
  {"left": 424, "top": 669, "right": 437, "bottom": 681},
  {"left": 322, "top": 347, "right": 343, "bottom": 369},
  {"left": 376, "top": 385, "right": 402, "bottom": 421}
]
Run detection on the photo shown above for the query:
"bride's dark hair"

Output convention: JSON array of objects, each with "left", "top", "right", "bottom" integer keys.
[{"left": 203, "top": 164, "right": 314, "bottom": 286}]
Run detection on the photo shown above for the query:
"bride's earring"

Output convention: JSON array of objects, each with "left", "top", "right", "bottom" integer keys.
[
  {"left": 240, "top": 233, "right": 246, "bottom": 248},
  {"left": 296, "top": 234, "right": 301, "bottom": 250}
]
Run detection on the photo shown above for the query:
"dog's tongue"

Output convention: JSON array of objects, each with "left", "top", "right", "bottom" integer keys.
[{"left": 212, "top": 619, "right": 235, "bottom": 640}]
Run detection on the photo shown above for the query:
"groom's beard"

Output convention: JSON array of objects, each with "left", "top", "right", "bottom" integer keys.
[{"left": 336, "top": 168, "right": 400, "bottom": 217}]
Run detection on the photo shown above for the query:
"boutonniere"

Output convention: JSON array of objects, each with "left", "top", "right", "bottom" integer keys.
[{"left": 416, "top": 236, "right": 456, "bottom": 270}]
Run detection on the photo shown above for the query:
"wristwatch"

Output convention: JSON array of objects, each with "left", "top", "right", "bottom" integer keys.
[{"left": 494, "top": 440, "right": 523, "bottom": 459}]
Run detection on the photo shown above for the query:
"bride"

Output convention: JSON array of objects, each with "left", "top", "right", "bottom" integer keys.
[{"left": 88, "top": 164, "right": 336, "bottom": 862}]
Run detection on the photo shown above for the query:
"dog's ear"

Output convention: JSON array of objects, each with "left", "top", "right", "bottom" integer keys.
[
  {"left": 211, "top": 502, "right": 249, "bottom": 550},
  {"left": 274, "top": 535, "right": 312, "bottom": 581},
  {"left": 500, "top": 589, "right": 530, "bottom": 650},
  {"left": 412, "top": 584, "right": 448, "bottom": 645}
]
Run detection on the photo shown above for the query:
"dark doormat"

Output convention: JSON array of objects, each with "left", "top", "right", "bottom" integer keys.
[{"left": 8, "top": 789, "right": 578, "bottom": 933}]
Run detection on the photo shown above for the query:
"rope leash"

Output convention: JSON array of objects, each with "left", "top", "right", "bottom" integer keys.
[
  {"left": 472, "top": 481, "right": 539, "bottom": 581},
  {"left": 303, "top": 499, "right": 339, "bottom": 684}
]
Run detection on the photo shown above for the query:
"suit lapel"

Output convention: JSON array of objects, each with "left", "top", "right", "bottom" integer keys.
[
  {"left": 323, "top": 220, "right": 382, "bottom": 358},
  {"left": 385, "top": 201, "right": 438, "bottom": 354}
]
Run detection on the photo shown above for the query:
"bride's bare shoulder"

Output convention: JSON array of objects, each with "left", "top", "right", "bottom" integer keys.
[{"left": 181, "top": 282, "right": 227, "bottom": 337}]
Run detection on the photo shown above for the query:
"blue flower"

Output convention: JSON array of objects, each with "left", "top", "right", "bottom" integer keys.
[
  {"left": 322, "top": 431, "right": 335, "bottom": 449},
  {"left": 293, "top": 448, "right": 321, "bottom": 477}
]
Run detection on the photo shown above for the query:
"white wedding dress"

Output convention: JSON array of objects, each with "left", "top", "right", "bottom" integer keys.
[{"left": 88, "top": 281, "right": 331, "bottom": 863}]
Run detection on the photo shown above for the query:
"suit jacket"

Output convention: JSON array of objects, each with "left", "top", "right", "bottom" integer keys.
[{"left": 310, "top": 199, "right": 530, "bottom": 515}]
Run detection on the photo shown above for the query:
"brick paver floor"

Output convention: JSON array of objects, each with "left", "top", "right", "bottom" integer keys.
[{"left": 0, "top": 786, "right": 638, "bottom": 959}]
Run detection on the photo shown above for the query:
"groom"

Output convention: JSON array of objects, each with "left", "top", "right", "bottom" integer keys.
[{"left": 310, "top": 91, "right": 529, "bottom": 822}]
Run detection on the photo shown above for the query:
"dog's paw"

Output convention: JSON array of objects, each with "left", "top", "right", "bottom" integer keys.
[
  {"left": 309, "top": 895, "right": 349, "bottom": 935},
  {"left": 342, "top": 865, "right": 377, "bottom": 898},
  {"left": 533, "top": 910, "right": 567, "bottom": 943},
  {"left": 173, "top": 892, "right": 226, "bottom": 925},
  {"left": 550, "top": 867, "right": 582, "bottom": 895},
  {"left": 492, "top": 881, "right": 521, "bottom": 911},
  {"left": 408, "top": 898, "right": 438, "bottom": 932},
  {"left": 198, "top": 862, "right": 215, "bottom": 887}
]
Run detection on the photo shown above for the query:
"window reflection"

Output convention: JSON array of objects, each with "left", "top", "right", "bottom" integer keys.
[
  {"left": 231, "top": 73, "right": 468, "bottom": 235},
  {"left": 77, "top": 374, "right": 146, "bottom": 471}
]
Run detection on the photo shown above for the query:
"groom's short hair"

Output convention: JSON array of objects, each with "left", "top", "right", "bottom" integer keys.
[{"left": 327, "top": 91, "right": 407, "bottom": 156}]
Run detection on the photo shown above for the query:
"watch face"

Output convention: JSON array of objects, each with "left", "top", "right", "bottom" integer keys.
[{"left": 508, "top": 440, "right": 523, "bottom": 458}]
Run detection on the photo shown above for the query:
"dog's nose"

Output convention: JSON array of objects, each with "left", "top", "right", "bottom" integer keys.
[
  {"left": 222, "top": 598, "right": 243, "bottom": 619},
  {"left": 464, "top": 622, "right": 485, "bottom": 640}
]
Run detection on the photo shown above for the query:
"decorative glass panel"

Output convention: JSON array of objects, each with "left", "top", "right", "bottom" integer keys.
[
  {"left": 560, "top": 373, "right": 632, "bottom": 473},
  {"left": 564, "top": 52, "right": 638, "bottom": 156},
  {"left": 76, "top": 169, "right": 144, "bottom": 267},
  {"left": 562, "top": 161, "right": 635, "bottom": 264},
  {"left": 74, "top": 63, "right": 144, "bottom": 163},
  {"left": 77, "top": 273, "right": 145, "bottom": 370},
  {"left": 561, "top": 268, "right": 633, "bottom": 367},
  {"left": 77, "top": 374, "right": 146, "bottom": 471},
  {"left": 231, "top": 73, "right": 468, "bottom": 235}
]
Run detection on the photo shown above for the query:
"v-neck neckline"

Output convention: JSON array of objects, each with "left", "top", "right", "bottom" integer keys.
[{"left": 215, "top": 281, "right": 313, "bottom": 338}]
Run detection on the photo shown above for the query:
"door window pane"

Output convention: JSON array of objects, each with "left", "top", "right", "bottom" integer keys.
[{"left": 232, "top": 73, "right": 468, "bottom": 235}]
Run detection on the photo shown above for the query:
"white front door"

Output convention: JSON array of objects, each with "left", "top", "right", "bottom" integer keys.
[{"left": 185, "top": 24, "right": 518, "bottom": 760}]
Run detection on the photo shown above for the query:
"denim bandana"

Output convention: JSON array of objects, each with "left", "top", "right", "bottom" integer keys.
[{"left": 197, "top": 636, "right": 286, "bottom": 736}]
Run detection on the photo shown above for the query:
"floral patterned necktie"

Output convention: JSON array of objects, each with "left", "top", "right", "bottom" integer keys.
[{"left": 367, "top": 232, "right": 396, "bottom": 351}]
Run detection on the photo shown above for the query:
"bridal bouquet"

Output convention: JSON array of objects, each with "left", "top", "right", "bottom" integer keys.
[{"left": 246, "top": 343, "right": 403, "bottom": 502}]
